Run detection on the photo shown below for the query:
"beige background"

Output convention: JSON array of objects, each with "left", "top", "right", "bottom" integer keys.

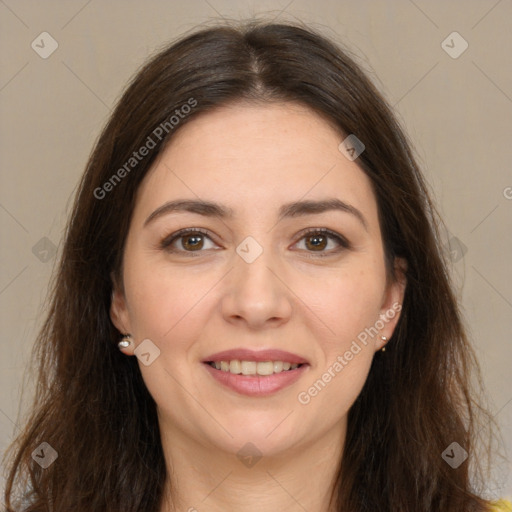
[{"left": 1, "top": 0, "right": 511, "bottom": 500}]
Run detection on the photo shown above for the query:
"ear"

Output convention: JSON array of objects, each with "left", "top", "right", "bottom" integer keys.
[
  {"left": 110, "top": 272, "right": 134, "bottom": 355},
  {"left": 376, "top": 257, "right": 407, "bottom": 351}
]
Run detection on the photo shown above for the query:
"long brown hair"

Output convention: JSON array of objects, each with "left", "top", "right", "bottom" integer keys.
[{"left": 3, "top": 20, "right": 498, "bottom": 511}]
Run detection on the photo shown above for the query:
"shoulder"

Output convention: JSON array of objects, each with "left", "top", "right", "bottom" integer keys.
[{"left": 489, "top": 499, "right": 512, "bottom": 511}]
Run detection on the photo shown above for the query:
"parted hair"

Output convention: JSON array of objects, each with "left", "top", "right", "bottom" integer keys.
[{"left": 3, "top": 19, "right": 497, "bottom": 511}]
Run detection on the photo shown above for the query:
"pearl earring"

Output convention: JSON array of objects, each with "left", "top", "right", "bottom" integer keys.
[
  {"left": 118, "top": 334, "right": 133, "bottom": 349},
  {"left": 381, "top": 335, "right": 388, "bottom": 352}
]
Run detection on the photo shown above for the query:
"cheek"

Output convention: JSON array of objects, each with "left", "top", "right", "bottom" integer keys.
[
  {"left": 300, "top": 346, "right": 374, "bottom": 420},
  {"left": 297, "top": 271, "right": 380, "bottom": 413},
  {"left": 300, "top": 264, "right": 386, "bottom": 348},
  {"left": 300, "top": 263, "right": 386, "bottom": 412},
  {"left": 123, "top": 251, "right": 214, "bottom": 341}
]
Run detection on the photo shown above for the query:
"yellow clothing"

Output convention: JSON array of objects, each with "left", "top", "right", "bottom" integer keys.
[{"left": 490, "top": 499, "right": 512, "bottom": 511}]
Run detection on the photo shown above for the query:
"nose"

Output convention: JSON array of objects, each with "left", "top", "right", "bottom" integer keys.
[{"left": 220, "top": 248, "right": 293, "bottom": 330}]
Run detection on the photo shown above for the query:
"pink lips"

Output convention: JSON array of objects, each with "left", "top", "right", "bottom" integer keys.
[
  {"left": 202, "top": 348, "right": 309, "bottom": 397},
  {"left": 204, "top": 348, "right": 308, "bottom": 365}
]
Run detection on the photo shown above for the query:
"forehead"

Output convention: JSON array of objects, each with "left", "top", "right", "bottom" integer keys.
[{"left": 134, "top": 102, "right": 378, "bottom": 227}]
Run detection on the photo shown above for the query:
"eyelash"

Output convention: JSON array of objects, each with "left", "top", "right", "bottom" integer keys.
[{"left": 160, "top": 227, "right": 350, "bottom": 258}]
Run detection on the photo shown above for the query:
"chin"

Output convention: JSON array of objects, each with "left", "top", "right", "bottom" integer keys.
[{"left": 219, "top": 415, "right": 307, "bottom": 455}]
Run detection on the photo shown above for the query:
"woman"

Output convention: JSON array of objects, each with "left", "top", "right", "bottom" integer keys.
[{"left": 3, "top": 20, "right": 510, "bottom": 512}]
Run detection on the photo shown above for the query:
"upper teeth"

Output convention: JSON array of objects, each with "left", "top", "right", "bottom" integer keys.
[{"left": 210, "top": 360, "right": 300, "bottom": 376}]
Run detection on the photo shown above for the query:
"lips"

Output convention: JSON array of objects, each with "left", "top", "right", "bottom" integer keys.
[
  {"left": 202, "top": 348, "right": 309, "bottom": 396},
  {"left": 204, "top": 348, "right": 308, "bottom": 365}
]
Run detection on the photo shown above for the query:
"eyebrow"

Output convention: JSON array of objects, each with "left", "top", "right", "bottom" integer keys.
[{"left": 144, "top": 198, "right": 368, "bottom": 230}]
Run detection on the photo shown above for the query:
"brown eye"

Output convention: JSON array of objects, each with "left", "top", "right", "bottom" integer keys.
[
  {"left": 161, "top": 228, "right": 217, "bottom": 254},
  {"left": 294, "top": 229, "right": 350, "bottom": 256},
  {"left": 181, "top": 233, "right": 204, "bottom": 251},
  {"left": 305, "top": 233, "right": 328, "bottom": 251}
]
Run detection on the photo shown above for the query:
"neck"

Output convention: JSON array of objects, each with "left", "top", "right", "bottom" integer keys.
[{"left": 157, "top": 418, "right": 345, "bottom": 512}]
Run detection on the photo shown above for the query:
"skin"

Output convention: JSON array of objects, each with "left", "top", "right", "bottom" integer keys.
[{"left": 110, "top": 101, "right": 406, "bottom": 512}]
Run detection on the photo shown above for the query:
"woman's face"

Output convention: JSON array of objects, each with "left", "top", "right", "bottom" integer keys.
[{"left": 111, "top": 102, "right": 405, "bottom": 458}]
